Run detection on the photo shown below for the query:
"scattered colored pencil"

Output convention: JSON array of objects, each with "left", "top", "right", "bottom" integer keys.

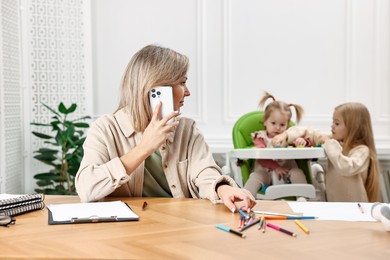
[
  {"left": 267, "top": 222, "right": 297, "bottom": 237},
  {"left": 216, "top": 224, "right": 246, "bottom": 238},
  {"left": 294, "top": 219, "right": 310, "bottom": 234}
]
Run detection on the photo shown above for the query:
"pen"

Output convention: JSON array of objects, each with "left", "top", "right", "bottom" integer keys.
[
  {"left": 294, "top": 219, "right": 310, "bottom": 234},
  {"left": 266, "top": 222, "right": 297, "bottom": 237},
  {"left": 216, "top": 224, "right": 246, "bottom": 238},
  {"left": 357, "top": 203, "right": 364, "bottom": 214},
  {"left": 71, "top": 216, "right": 118, "bottom": 223},
  {"left": 142, "top": 201, "right": 148, "bottom": 210}
]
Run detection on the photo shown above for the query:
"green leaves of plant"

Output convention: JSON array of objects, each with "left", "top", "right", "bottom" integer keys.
[
  {"left": 31, "top": 102, "right": 90, "bottom": 195},
  {"left": 58, "top": 102, "right": 77, "bottom": 114},
  {"left": 32, "top": 132, "right": 53, "bottom": 139}
]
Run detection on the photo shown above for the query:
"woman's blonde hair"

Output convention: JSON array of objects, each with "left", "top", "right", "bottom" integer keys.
[
  {"left": 117, "top": 45, "right": 189, "bottom": 132},
  {"left": 259, "top": 91, "right": 304, "bottom": 124},
  {"left": 335, "top": 102, "right": 380, "bottom": 202}
]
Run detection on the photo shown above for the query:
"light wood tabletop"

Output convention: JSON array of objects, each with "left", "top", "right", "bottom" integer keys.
[{"left": 1, "top": 196, "right": 389, "bottom": 259}]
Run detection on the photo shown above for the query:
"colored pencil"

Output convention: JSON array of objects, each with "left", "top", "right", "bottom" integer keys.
[
  {"left": 240, "top": 218, "right": 260, "bottom": 232},
  {"left": 238, "top": 209, "right": 248, "bottom": 219},
  {"left": 294, "top": 220, "right": 310, "bottom": 234},
  {"left": 262, "top": 218, "right": 267, "bottom": 233},
  {"left": 267, "top": 222, "right": 297, "bottom": 237},
  {"left": 254, "top": 210, "right": 301, "bottom": 216},
  {"left": 258, "top": 215, "right": 265, "bottom": 230},
  {"left": 261, "top": 215, "right": 316, "bottom": 220},
  {"left": 216, "top": 224, "right": 246, "bottom": 238}
]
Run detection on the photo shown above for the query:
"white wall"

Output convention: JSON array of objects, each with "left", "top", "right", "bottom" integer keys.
[
  {"left": 91, "top": 0, "right": 390, "bottom": 156},
  {"left": 1, "top": 0, "right": 389, "bottom": 195}
]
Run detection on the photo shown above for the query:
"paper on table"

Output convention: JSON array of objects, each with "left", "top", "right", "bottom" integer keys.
[
  {"left": 47, "top": 201, "right": 139, "bottom": 221},
  {"left": 0, "top": 194, "right": 28, "bottom": 200},
  {"left": 287, "top": 202, "right": 376, "bottom": 222}
]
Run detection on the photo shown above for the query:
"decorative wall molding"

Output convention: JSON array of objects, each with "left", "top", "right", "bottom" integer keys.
[
  {"left": 22, "top": 0, "right": 90, "bottom": 193},
  {"left": 191, "top": 0, "right": 205, "bottom": 124},
  {"left": 0, "top": 0, "right": 23, "bottom": 193}
]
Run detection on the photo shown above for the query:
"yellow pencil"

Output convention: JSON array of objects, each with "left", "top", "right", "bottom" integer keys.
[{"left": 294, "top": 219, "right": 310, "bottom": 234}]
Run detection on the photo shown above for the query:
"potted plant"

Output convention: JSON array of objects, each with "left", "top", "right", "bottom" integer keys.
[{"left": 31, "top": 102, "right": 91, "bottom": 195}]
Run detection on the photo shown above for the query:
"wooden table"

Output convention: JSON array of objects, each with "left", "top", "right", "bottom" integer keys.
[{"left": 1, "top": 196, "right": 389, "bottom": 259}]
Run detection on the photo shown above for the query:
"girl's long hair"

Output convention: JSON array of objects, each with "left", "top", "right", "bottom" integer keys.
[{"left": 335, "top": 102, "right": 380, "bottom": 202}]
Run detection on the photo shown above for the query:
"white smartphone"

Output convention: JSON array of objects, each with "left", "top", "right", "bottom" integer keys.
[{"left": 149, "top": 86, "right": 174, "bottom": 125}]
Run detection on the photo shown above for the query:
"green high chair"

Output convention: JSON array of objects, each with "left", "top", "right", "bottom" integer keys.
[{"left": 232, "top": 111, "right": 323, "bottom": 200}]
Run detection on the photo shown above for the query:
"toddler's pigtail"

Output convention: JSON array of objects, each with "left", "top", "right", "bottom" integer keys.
[
  {"left": 289, "top": 103, "right": 304, "bottom": 123},
  {"left": 258, "top": 91, "right": 275, "bottom": 108}
]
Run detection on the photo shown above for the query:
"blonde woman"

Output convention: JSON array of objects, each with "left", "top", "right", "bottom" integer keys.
[{"left": 75, "top": 45, "right": 256, "bottom": 212}]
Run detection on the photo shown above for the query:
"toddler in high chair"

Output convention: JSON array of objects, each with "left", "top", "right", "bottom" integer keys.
[{"left": 243, "top": 91, "right": 307, "bottom": 198}]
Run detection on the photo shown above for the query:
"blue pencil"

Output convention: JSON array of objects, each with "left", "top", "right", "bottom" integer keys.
[
  {"left": 216, "top": 224, "right": 246, "bottom": 238},
  {"left": 238, "top": 209, "right": 248, "bottom": 219}
]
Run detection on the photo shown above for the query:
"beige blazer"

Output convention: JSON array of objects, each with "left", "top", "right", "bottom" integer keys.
[{"left": 75, "top": 108, "right": 237, "bottom": 203}]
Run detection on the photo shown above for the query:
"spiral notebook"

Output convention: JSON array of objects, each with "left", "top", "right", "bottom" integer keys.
[
  {"left": 0, "top": 193, "right": 45, "bottom": 216},
  {"left": 47, "top": 201, "right": 139, "bottom": 225}
]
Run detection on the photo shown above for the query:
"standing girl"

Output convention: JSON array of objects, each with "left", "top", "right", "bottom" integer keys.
[
  {"left": 244, "top": 92, "right": 307, "bottom": 198},
  {"left": 272, "top": 102, "right": 380, "bottom": 202}
]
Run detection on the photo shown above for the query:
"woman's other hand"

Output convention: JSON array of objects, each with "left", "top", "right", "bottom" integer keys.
[{"left": 217, "top": 185, "right": 256, "bottom": 213}]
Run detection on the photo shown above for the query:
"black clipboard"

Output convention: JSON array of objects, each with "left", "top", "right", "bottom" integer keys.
[{"left": 47, "top": 201, "right": 139, "bottom": 225}]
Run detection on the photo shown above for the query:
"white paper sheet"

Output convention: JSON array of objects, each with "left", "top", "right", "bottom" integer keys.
[
  {"left": 47, "top": 201, "right": 139, "bottom": 221},
  {"left": 287, "top": 202, "right": 377, "bottom": 221}
]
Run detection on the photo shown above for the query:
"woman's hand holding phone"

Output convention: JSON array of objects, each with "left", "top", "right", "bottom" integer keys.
[
  {"left": 149, "top": 86, "right": 175, "bottom": 125},
  {"left": 141, "top": 101, "right": 179, "bottom": 154}
]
